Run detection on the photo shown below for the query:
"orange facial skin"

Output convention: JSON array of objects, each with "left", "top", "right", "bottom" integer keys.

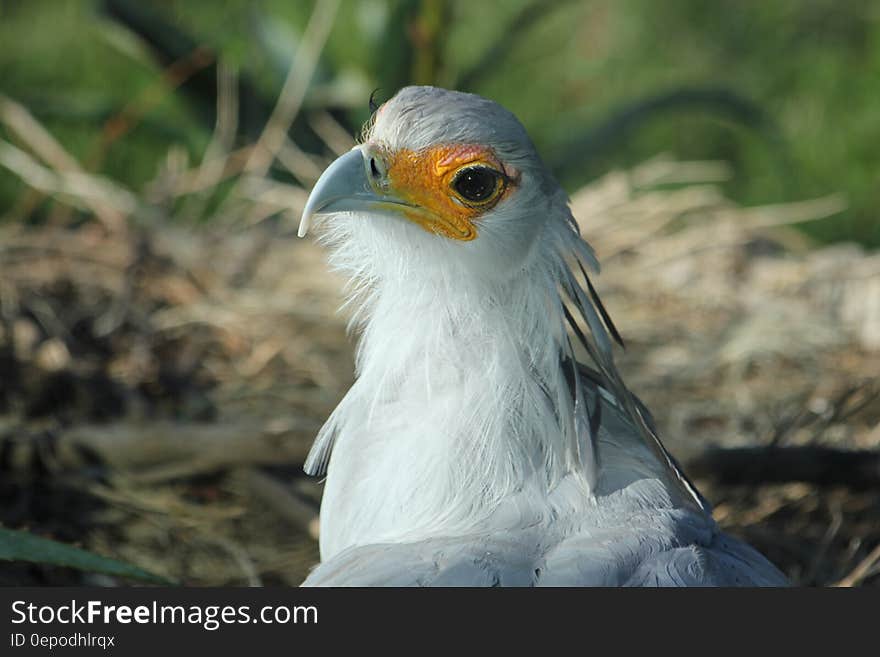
[{"left": 379, "top": 144, "right": 517, "bottom": 241}]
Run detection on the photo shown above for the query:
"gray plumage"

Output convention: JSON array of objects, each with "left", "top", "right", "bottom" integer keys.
[
  {"left": 304, "top": 374, "right": 786, "bottom": 587},
  {"left": 298, "top": 86, "right": 788, "bottom": 587}
]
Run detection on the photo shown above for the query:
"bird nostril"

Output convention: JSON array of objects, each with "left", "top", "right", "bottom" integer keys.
[{"left": 369, "top": 157, "right": 380, "bottom": 179}]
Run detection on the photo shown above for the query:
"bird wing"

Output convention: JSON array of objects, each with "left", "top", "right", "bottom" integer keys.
[
  {"left": 301, "top": 535, "right": 539, "bottom": 587},
  {"left": 621, "top": 535, "right": 791, "bottom": 587},
  {"left": 301, "top": 506, "right": 787, "bottom": 587}
]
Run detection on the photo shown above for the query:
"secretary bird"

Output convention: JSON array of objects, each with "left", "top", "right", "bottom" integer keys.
[{"left": 296, "top": 86, "right": 788, "bottom": 587}]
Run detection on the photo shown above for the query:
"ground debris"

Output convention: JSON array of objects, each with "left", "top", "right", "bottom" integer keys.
[{"left": 1, "top": 157, "right": 878, "bottom": 586}]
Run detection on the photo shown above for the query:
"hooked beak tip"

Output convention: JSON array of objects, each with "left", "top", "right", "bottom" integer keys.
[
  {"left": 297, "top": 213, "right": 312, "bottom": 238},
  {"left": 296, "top": 146, "right": 370, "bottom": 239}
]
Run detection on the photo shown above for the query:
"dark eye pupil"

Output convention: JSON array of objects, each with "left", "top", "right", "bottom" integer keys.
[{"left": 453, "top": 167, "right": 499, "bottom": 202}]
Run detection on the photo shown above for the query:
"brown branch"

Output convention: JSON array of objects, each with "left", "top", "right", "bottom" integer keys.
[
  {"left": 10, "top": 420, "right": 320, "bottom": 482},
  {"left": 834, "top": 543, "right": 880, "bottom": 587}
]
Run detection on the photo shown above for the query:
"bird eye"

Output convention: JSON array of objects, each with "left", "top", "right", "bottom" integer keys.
[{"left": 451, "top": 166, "right": 504, "bottom": 205}]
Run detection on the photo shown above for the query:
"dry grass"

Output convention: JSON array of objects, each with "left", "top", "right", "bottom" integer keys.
[{"left": 0, "top": 65, "right": 878, "bottom": 586}]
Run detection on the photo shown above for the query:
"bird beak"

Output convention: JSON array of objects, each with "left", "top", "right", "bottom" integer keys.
[{"left": 298, "top": 145, "right": 409, "bottom": 238}]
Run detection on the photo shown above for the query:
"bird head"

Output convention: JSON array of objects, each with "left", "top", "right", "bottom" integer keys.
[{"left": 299, "top": 86, "right": 572, "bottom": 282}]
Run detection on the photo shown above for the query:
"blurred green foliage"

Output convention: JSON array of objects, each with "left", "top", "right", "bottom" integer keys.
[{"left": 1, "top": 0, "right": 877, "bottom": 245}]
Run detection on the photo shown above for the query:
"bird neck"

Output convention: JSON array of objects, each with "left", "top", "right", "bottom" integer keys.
[{"left": 316, "top": 257, "right": 586, "bottom": 557}]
